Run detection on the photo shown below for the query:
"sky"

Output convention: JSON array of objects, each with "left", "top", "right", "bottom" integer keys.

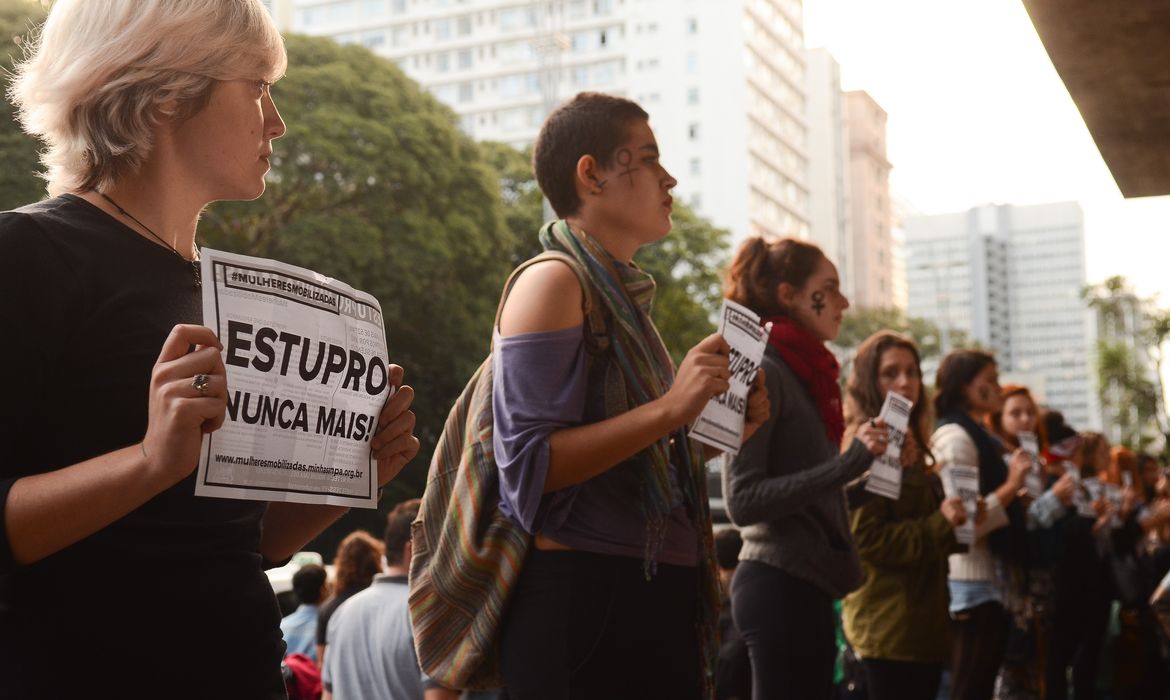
[{"left": 804, "top": 0, "right": 1170, "bottom": 302}]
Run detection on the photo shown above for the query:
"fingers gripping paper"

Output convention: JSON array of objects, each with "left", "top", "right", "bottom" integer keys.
[
  {"left": 864, "top": 392, "right": 914, "bottom": 500},
  {"left": 196, "top": 248, "right": 389, "bottom": 508}
]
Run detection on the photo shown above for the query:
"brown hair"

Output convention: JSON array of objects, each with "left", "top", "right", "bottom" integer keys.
[
  {"left": 532, "top": 91, "right": 649, "bottom": 218},
  {"left": 724, "top": 237, "right": 827, "bottom": 318},
  {"left": 988, "top": 384, "right": 1047, "bottom": 452},
  {"left": 331, "top": 530, "right": 383, "bottom": 594},
  {"left": 1079, "top": 432, "right": 1110, "bottom": 476},
  {"left": 1108, "top": 446, "right": 1143, "bottom": 501},
  {"left": 933, "top": 349, "right": 997, "bottom": 418},
  {"left": 844, "top": 331, "right": 934, "bottom": 467},
  {"left": 383, "top": 499, "right": 421, "bottom": 566}
]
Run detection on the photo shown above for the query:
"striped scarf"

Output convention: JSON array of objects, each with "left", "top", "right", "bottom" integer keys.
[{"left": 540, "top": 220, "right": 721, "bottom": 695}]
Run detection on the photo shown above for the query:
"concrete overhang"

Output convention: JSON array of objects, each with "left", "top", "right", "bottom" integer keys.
[{"left": 1023, "top": 0, "right": 1170, "bottom": 198}]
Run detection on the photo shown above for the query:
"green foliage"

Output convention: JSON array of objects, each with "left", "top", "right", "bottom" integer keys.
[
  {"left": 200, "top": 35, "right": 518, "bottom": 553},
  {"left": 0, "top": 0, "right": 49, "bottom": 210},
  {"left": 832, "top": 305, "right": 948, "bottom": 365}
]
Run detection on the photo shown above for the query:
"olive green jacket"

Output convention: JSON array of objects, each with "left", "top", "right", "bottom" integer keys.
[{"left": 841, "top": 466, "right": 959, "bottom": 664}]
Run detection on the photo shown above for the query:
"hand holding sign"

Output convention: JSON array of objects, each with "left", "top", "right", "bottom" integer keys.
[
  {"left": 666, "top": 332, "right": 732, "bottom": 427},
  {"left": 864, "top": 391, "right": 912, "bottom": 500},
  {"left": 690, "top": 301, "right": 769, "bottom": 455},
  {"left": 370, "top": 366, "right": 421, "bottom": 487},
  {"left": 142, "top": 324, "right": 229, "bottom": 484}
]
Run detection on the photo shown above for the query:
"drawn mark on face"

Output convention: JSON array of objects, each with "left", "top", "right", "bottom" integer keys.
[
  {"left": 811, "top": 291, "right": 826, "bottom": 316},
  {"left": 615, "top": 148, "right": 639, "bottom": 186}
]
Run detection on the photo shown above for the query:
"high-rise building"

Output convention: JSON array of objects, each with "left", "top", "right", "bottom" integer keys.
[
  {"left": 803, "top": 48, "right": 850, "bottom": 287},
  {"left": 287, "top": 0, "right": 808, "bottom": 243},
  {"left": 262, "top": 0, "right": 294, "bottom": 30},
  {"left": 844, "top": 90, "right": 894, "bottom": 309},
  {"left": 904, "top": 202, "right": 1099, "bottom": 429}
]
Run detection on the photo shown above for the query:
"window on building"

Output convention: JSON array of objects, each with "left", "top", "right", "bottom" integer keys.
[
  {"left": 458, "top": 81, "right": 474, "bottom": 103},
  {"left": 594, "top": 0, "right": 613, "bottom": 15},
  {"left": 688, "top": 123, "right": 700, "bottom": 140},
  {"left": 390, "top": 0, "right": 406, "bottom": 13},
  {"left": 686, "top": 52, "right": 698, "bottom": 73},
  {"left": 458, "top": 49, "right": 473, "bottom": 69},
  {"left": 687, "top": 17, "right": 698, "bottom": 34},
  {"left": 436, "top": 52, "right": 450, "bottom": 72},
  {"left": 435, "top": 18, "right": 451, "bottom": 39},
  {"left": 690, "top": 158, "right": 701, "bottom": 176},
  {"left": 457, "top": 16, "right": 472, "bottom": 35},
  {"left": 687, "top": 87, "right": 699, "bottom": 105}
]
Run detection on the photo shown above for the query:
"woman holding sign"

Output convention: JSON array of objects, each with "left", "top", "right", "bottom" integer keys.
[
  {"left": 840, "top": 332, "right": 966, "bottom": 700},
  {"left": 931, "top": 350, "right": 1032, "bottom": 700},
  {"left": 721, "top": 238, "right": 889, "bottom": 699},
  {"left": 0, "top": 1, "right": 419, "bottom": 696},
  {"left": 490, "top": 93, "right": 768, "bottom": 699}
]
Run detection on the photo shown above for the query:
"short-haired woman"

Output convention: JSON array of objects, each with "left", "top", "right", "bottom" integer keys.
[
  {"left": 931, "top": 350, "right": 1031, "bottom": 700},
  {"left": 0, "top": 2, "right": 419, "bottom": 695},
  {"left": 721, "top": 238, "right": 888, "bottom": 700},
  {"left": 840, "top": 332, "right": 965, "bottom": 700},
  {"left": 493, "top": 92, "right": 768, "bottom": 699}
]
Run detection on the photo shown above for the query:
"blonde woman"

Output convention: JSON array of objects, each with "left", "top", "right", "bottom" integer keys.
[{"left": 0, "top": 2, "right": 418, "bottom": 695}]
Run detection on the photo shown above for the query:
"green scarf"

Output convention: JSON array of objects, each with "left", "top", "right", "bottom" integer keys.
[{"left": 540, "top": 220, "right": 721, "bottom": 695}]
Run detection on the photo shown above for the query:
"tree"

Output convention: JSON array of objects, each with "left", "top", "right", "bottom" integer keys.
[
  {"left": 479, "top": 139, "right": 731, "bottom": 365},
  {"left": 1084, "top": 276, "right": 1170, "bottom": 451},
  {"left": 0, "top": 0, "right": 49, "bottom": 210},
  {"left": 200, "top": 35, "right": 519, "bottom": 554}
]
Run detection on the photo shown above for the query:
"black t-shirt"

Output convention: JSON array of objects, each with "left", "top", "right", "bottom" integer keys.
[{"left": 0, "top": 195, "right": 284, "bottom": 697}]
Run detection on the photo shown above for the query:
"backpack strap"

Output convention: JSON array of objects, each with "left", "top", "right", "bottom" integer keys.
[{"left": 493, "top": 250, "right": 610, "bottom": 355}]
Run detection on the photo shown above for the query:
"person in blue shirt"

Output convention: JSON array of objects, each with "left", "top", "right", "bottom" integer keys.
[{"left": 282, "top": 564, "right": 328, "bottom": 662}]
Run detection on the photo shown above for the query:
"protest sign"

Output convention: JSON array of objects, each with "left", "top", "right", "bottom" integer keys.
[
  {"left": 946, "top": 464, "right": 981, "bottom": 545},
  {"left": 690, "top": 300, "right": 768, "bottom": 455},
  {"left": 1017, "top": 431, "right": 1044, "bottom": 499},
  {"left": 865, "top": 392, "right": 914, "bottom": 500},
  {"left": 196, "top": 248, "right": 389, "bottom": 508}
]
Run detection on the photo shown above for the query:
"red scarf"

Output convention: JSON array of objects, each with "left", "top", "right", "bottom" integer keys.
[{"left": 764, "top": 315, "right": 844, "bottom": 445}]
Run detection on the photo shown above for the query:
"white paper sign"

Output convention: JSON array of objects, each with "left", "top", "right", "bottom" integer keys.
[
  {"left": 1080, "top": 477, "right": 1104, "bottom": 519},
  {"left": 946, "top": 465, "right": 981, "bottom": 545},
  {"left": 196, "top": 248, "right": 389, "bottom": 508},
  {"left": 864, "top": 392, "right": 914, "bottom": 500},
  {"left": 1017, "top": 431, "right": 1044, "bottom": 499},
  {"left": 690, "top": 300, "right": 769, "bottom": 455}
]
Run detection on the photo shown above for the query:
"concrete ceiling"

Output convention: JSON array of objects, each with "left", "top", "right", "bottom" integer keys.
[{"left": 1023, "top": 0, "right": 1170, "bottom": 198}]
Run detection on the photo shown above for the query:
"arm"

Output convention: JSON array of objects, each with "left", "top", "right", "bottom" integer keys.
[
  {"left": 498, "top": 261, "right": 729, "bottom": 494},
  {"left": 3, "top": 325, "right": 227, "bottom": 571},
  {"left": 722, "top": 363, "right": 875, "bottom": 526},
  {"left": 850, "top": 498, "right": 956, "bottom": 569},
  {"left": 260, "top": 370, "right": 419, "bottom": 562}
]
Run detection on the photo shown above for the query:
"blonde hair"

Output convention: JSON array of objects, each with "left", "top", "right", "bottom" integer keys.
[{"left": 9, "top": 0, "right": 287, "bottom": 195}]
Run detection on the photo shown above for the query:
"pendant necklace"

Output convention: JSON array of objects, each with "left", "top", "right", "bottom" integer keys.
[{"left": 97, "top": 191, "right": 202, "bottom": 287}]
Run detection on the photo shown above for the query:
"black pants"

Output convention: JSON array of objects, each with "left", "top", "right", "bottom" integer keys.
[
  {"left": 862, "top": 658, "right": 942, "bottom": 700},
  {"left": 1045, "top": 584, "right": 1113, "bottom": 700},
  {"left": 731, "top": 560, "right": 836, "bottom": 700},
  {"left": 950, "top": 601, "right": 1010, "bottom": 700},
  {"left": 499, "top": 549, "right": 703, "bottom": 700}
]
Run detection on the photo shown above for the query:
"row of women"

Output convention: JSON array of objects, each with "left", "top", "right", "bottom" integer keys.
[{"left": 1, "top": 2, "right": 1165, "bottom": 700}]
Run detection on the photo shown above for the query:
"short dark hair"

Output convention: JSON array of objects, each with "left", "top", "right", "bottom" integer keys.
[
  {"left": 933, "top": 349, "right": 997, "bottom": 417},
  {"left": 533, "top": 91, "right": 649, "bottom": 218},
  {"left": 291, "top": 564, "right": 327, "bottom": 605},
  {"left": 384, "top": 498, "right": 421, "bottom": 566},
  {"left": 714, "top": 528, "right": 743, "bottom": 571}
]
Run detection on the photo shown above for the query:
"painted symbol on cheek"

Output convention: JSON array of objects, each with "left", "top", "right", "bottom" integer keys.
[
  {"left": 811, "top": 291, "right": 826, "bottom": 316},
  {"left": 615, "top": 148, "right": 639, "bottom": 186},
  {"left": 979, "top": 386, "right": 991, "bottom": 402}
]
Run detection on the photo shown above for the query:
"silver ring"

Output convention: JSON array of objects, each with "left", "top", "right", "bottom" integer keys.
[{"left": 192, "top": 373, "right": 211, "bottom": 396}]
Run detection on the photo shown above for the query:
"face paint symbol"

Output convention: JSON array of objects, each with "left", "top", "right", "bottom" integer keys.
[
  {"left": 615, "top": 148, "right": 639, "bottom": 186},
  {"left": 811, "top": 291, "right": 826, "bottom": 316}
]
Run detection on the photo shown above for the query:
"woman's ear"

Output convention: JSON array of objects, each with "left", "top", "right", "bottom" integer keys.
[
  {"left": 777, "top": 281, "right": 797, "bottom": 312},
  {"left": 575, "top": 154, "right": 604, "bottom": 196}
]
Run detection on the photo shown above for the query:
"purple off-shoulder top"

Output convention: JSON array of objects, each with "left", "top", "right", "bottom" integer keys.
[{"left": 491, "top": 325, "right": 699, "bottom": 567}]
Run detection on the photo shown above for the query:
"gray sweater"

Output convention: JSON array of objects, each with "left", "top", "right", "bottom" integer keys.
[{"left": 723, "top": 347, "right": 873, "bottom": 599}]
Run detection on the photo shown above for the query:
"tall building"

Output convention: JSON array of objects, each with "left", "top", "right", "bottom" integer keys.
[
  {"left": 845, "top": 90, "right": 894, "bottom": 309},
  {"left": 287, "top": 0, "right": 809, "bottom": 243},
  {"left": 803, "top": 48, "right": 851, "bottom": 288},
  {"left": 904, "top": 202, "right": 1099, "bottom": 429},
  {"left": 262, "top": 0, "right": 294, "bottom": 30}
]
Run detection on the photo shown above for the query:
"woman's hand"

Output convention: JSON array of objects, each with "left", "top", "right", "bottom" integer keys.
[
  {"left": 663, "top": 333, "right": 730, "bottom": 428},
  {"left": 1050, "top": 472, "right": 1076, "bottom": 506},
  {"left": 371, "top": 364, "right": 421, "bottom": 488},
  {"left": 940, "top": 496, "right": 967, "bottom": 528},
  {"left": 140, "top": 324, "right": 228, "bottom": 484},
  {"left": 1006, "top": 449, "right": 1032, "bottom": 490},
  {"left": 741, "top": 368, "right": 770, "bottom": 444},
  {"left": 855, "top": 417, "right": 889, "bottom": 457}
]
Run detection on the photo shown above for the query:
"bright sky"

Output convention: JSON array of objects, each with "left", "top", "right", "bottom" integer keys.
[{"left": 804, "top": 0, "right": 1170, "bottom": 302}]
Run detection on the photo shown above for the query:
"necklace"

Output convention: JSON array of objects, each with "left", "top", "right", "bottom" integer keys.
[{"left": 97, "top": 191, "right": 201, "bottom": 287}]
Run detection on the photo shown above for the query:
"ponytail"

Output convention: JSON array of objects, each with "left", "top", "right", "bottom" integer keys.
[{"left": 725, "top": 236, "right": 826, "bottom": 317}]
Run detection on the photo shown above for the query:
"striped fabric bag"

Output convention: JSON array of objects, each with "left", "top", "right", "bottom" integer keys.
[{"left": 408, "top": 251, "right": 607, "bottom": 689}]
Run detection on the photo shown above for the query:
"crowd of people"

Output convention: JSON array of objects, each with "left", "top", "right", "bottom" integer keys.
[{"left": 2, "top": 1, "right": 1169, "bottom": 699}]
